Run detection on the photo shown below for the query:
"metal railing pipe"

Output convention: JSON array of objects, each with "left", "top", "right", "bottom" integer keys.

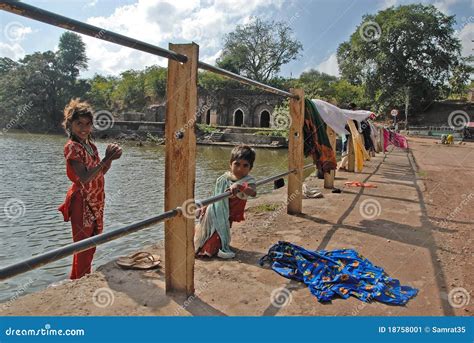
[
  {"left": 0, "top": 1, "right": 298, "bottom": 99},
  {"left": 0, "top": 164, "right": 314, "bottom": 281},
  {"left": 198, "top": 62, "right": 298, "bottom": 99},
  {"left": 0, "top": 0, "right": 188, "bottom": 63}
]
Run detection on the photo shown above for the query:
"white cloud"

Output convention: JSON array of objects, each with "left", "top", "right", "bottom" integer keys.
[
  {"left": 0, "top": 42, "right": 26, "bottom": 60},
  {"left": 380, "top": 0, "right": 399, "bottom": 8},
  {"left": 85, "top": 0, "right": 99, "bottom": 7},
  {"left": 457, "top": 22, "right": 473, "bottom": 57},
  {"left": 433, "top": 0, "right": 460, "bottom": 14},
  {"left": 316, "top": 53, "right": 340, "bottom": 77},
  {"left": 80, "top": 0, "right": 284, "bottom": 77},
  {"left": 379, "top": 0, "right": 464, "bottom": 12},
  {"left": 0, "top": 21, "right": 32, "bottom": 61}
]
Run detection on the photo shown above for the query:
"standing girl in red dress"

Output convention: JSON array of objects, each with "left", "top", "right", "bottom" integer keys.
[{"left": 58, "top": 99, "right": 122, "bottom": 279}]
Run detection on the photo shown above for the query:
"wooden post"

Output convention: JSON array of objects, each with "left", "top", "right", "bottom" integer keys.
[
  {"left": 287, "top": 88, "right": 304, "bottom": 214},
  {"left": 379, "top": 126, "right": 385, "bottom": 153},
  {"left": 347, "top": 135, "right": 355, "bottom": 172},
  {"left": 324, "top": 126, "right": 336, "bottom": 189},
  {"left": 164, "top": 43, "right": 198, "bottom": 296}
]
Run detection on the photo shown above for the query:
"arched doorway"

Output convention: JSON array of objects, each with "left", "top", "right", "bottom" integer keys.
[
  {"left": 234, "top": 109, "right": 243, "bottom": 127},
  {"left": 260, "top": 110, "right": 270, "bottom": 128},
  {"left": 205, "top": 109, "right": 211, "bottom": 125}
]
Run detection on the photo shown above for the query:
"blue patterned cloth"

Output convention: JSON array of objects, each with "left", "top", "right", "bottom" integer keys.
[{"left": 260, "top": 241, "right": 418, "bottom": 305}]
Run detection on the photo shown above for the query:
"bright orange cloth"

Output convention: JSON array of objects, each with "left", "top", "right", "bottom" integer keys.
[{"left": 344, "top": 181, "right": 378, "bottom": 188}]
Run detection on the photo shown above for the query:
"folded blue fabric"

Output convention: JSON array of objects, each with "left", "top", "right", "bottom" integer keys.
[{"left": 260, "top": 241, "right": 418, "bottom": 305}]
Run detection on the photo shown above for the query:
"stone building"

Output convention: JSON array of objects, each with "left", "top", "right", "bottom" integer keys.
[{"left": 140, "top": 88, "right": 284, "bottom": 128}]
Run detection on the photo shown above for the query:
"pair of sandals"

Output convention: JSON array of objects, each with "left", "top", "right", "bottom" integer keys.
[
  {"left": 116, "top": 251, "right": 161, "bottom": 270},
  {"left": 302, "top": 184, "right": 323, "bottom": 199}
]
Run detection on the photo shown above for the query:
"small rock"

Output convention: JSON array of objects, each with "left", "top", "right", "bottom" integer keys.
[{"left": 387, "top": 239, "right": 391, "bottom": 243}]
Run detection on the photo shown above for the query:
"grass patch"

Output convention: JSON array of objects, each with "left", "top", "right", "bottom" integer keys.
[
  {"left": 417, "top": 170, "right": 428, "bottom": 177},
  {"left": 197, "top": 123, "right": 221, "bottom": 134},
  {"left": 248, "top": 203, "right": 281, "bottom": 213},
  {"left": 254, "top": 130, "right": 288, "bottom": 138}
]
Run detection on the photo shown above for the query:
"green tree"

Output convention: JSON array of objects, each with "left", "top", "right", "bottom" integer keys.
[
  {"left": 57, "top": 32, "right": 88, "bottom": 80},
  {"left": 198, "top": 70, "right": 241, "bottom": 91},
  {"left": 217, "top": 17, "right": 303, "bottom": 82},
  {"left": 87, "top": 74, "right": 118, "bottom": 110},
  {"left": 291, "top": 69, "right": 337, "bottom": 100},
  {"left": 331, "top": 79, "right": 366, "bottom": 107},
  {"left": 111, "top": 70, "right": 146, "bottom": 111},
  {"left": 337, "top": 4, "right": 462, "bottom": 117},
  {"left": 449, "top": 57, "right": 473, "bottom": 98},
  {"left": 143, "top": 65, "right": 167, "bottom": 101}
]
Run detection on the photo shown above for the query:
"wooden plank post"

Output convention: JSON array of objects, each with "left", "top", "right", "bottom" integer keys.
[
  {"left": 164, "top": 43, "right": 198, "bottom": 296},
  {"left": 287, "top": 88, "right": 304, "bottom": 215},
  {"left": 347, "top": 135, "right": 355, "bottom": 172},
  {"left": 324, "top": 126, "right": 336, "bottom": 189},
  {"left": 379, "top": 126, "right": 385, "bottom": 153}
]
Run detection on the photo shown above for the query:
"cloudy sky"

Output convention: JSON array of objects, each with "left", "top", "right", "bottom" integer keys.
[{"left": 1, "top": 0, "right": 472, "bottom": 79}]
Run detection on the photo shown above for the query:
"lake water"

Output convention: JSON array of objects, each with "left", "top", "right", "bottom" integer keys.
[{"left": 0, "top": 131, "right": 306, "bottom": 303}]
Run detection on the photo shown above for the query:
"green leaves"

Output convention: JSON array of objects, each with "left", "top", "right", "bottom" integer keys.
[
  {"left": 337, "top": 4, "right": 463, "bottom": 115},
  {"left": 217, "top": 17, "right": 303, "bottom": 82}
]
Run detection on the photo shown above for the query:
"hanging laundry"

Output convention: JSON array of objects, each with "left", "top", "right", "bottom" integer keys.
[
  {"left": 361, "top": 120, "right": 374, "bottom": 151},
  {"left": 383, "top": 129, "right": 408, "bottom": 151},
  {"left": 260, "top": 241, "right": 418, "bottom": 305},
  {"left": 311, "top": 99, "right": 349, "bottom": 136},
  {"left": 341, "top": 109, "right": 374, "bottom": 123},
  {"left": 346, "top": 120, "right": 367, "bottom": 172},
  {"left": 368, "top": 121, "right": 379, "bottom": 153},
  {"left": 303, "top": 99, "right": 337, "bottom": 174}
]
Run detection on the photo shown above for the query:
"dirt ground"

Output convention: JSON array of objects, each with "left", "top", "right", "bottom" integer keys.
[{"left": 1, "top": 137, "right": 472, "bottom": 316}]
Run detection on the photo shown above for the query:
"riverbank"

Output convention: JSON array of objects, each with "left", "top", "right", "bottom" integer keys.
[{"left": 1, "top": 137, "right": 472, "bottom": 316}]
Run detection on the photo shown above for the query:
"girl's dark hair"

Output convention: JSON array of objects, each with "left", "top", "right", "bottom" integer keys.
[
  {"left": 62, "top": 98, "right": 94, "bottom": 140},
  {"left": 230, "top": 145, "right": 256, "bottom": 168}
]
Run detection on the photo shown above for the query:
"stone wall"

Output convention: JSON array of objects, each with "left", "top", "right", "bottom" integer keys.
[{"left": 132, "top": 88, "right": 285, "bottom": 128}]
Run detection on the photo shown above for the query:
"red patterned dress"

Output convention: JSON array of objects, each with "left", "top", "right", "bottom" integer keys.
[{"left": 58, "top": 140, "right": 109, "bottom": 279}]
